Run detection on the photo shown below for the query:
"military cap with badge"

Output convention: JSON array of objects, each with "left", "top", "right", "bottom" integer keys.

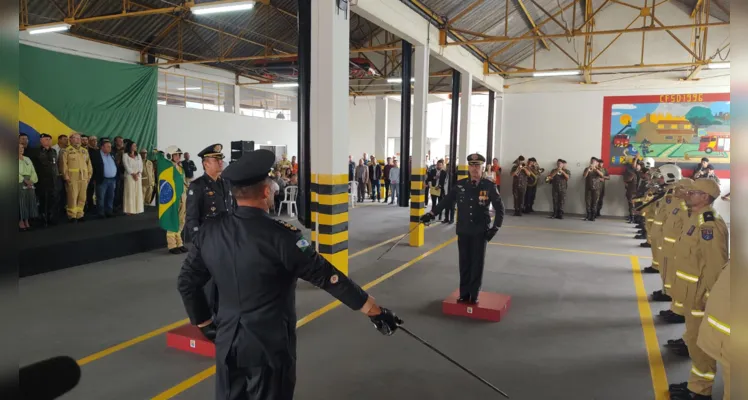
[
  {"left": 467, "top": 153, "right": 486, "bottom": 165},
  {"left": 222, "top": 149, "right": 276, "bottom": 187},
  {"left": 198, "top": 143, "right": 225, "bottom": 160}
]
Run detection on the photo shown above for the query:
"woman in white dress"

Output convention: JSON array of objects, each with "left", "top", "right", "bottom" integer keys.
[{"left": 123, "top": 141, "right": 144, "bottom": 215}]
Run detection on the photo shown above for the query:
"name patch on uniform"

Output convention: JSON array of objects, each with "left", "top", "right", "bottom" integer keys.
[
  {"left": 686, "top": 225, "right": 696, "bottom": 236},
  {"left": 296, "top": 238, "right": 311, "bottom": 250},
  {"left": 672, "top": 208, "right": 679, "bottom": 215},
  {"left": 701, "top": 228, "right": 713, "bottom": 241}
]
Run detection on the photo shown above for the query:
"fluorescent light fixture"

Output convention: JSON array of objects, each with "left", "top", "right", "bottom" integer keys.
[
  {"left": 707, "top": 62, "right": 730, "bottom": 70},
  {"left": 532, "top": 70, "right": 581, "bottom": 77},
  {"left": 28, "top": 23, "right": 71, "bottom": 35},
  {"left": 191, "top": 0, "right": 255, "bottom": 15},
  {"left": 272, "top": 83, "right": 299, "bottom": 88},
  {"left": 177, "top": 87, "right": 202, "bottom": 91},
  {"left": 387, "top": 78, "right": 416, "bottom": 83}
]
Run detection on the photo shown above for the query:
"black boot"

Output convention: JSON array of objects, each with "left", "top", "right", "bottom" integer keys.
[
  {"left": 650, "top": 290, "right": 671, "bottom": 302},
  {"left": 662, "top": 313, "right": 686, "bottom": 324},
  {"left": 642, "top": 266, "right": 659, "bottom": 273}
]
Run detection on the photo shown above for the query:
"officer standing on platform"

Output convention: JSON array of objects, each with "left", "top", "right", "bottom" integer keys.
[
  {"left": 60, "top": 132, "right": 93, "bottom": 222},
  {"left": 177, "top": 149, "right": 402, "bottom": 400},
  {"left": 420, "top": 153, "right": 505, "bottom": 304},
  {"left": 667, "top": 179, "right": 728, "bottom": 399},
  {"left": 33, "top": 133, "right": 60, "bottom": 225},
  {"left": 510, "top": 156, "right": 529, "bottom": 216},
  {"left": 546, "top": 159, "right": 570, "bottom": 219}
]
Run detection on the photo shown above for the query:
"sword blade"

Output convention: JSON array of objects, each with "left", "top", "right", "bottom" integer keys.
[
  {"left": 399, "top": 326, "right": 510, "bottom": 398},
  {"left": 375, "top": 223, "right": 423, "bottom": 261}
]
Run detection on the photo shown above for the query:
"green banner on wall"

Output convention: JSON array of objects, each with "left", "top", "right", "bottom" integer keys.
[{"left": 19, "top": 44, "right": 157, "bottom": 151}]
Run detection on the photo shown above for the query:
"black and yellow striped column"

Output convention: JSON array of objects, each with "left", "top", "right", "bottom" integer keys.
[
  {"left": 409, "top": 168, "right": 426, "bottom": 246},
  {"left": 310, "top": 173, "right": 318, "bottom": 248},
  {"left": 316, "top": 174, "right": 349, "bottom": 274}
]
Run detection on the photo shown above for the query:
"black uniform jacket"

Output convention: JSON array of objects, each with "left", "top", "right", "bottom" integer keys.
[
  {"left": 177, "top": 207, "right": 369, "bottom": 368},
  {"left": 430, "top": 178, "right": 505, "bottom": 236},
  {"left": 186, "top": 174, "right": 235, "bottom": 235}
]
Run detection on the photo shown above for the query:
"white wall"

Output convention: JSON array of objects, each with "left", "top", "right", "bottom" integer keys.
[
  {"left": 158, "top": 106, "right": 298, "bottom": 177},
  {"left": 501, "top": 85, "right": 730, "bottom": 220}
]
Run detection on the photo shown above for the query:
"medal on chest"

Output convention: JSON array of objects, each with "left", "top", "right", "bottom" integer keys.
[{"left": 479, "top": 190, "right": 488, "bottom": 205}]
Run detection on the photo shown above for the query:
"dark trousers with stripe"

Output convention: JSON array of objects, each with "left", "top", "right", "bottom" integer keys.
[{"left": 457, "top": 233, "right": 488, "bottom": 299}]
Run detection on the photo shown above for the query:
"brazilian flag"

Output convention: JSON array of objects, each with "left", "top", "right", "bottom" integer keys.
[
  {"left": 19, "top": 44, "right": 156, "bottom": 150},
  {"left": 157, "top": 154, "right": 184, "bottom": 232}
]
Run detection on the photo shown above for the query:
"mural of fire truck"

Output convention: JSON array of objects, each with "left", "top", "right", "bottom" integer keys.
[{"left": 698, "top": 134, "right": 730, "bottom": 153}]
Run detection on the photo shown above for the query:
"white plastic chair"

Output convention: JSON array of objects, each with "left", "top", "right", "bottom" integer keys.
[
  {"left": 349, "top": 181, "right": 358, "bottom": 208},
  {"left": 278, "top": 185, "right": 298, "bottom": 217}
]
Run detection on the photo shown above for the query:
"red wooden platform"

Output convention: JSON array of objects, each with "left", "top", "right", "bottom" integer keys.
[
  {"left": 166, "top": 323, "right": 215, "bottom": 358},
  {"left": 442, "top": 290, "right": 511, "bottom": 322}
]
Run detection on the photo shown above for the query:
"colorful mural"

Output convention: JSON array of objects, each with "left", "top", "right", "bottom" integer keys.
[{"left": 601, "top": 93, "right": 730, "bottom": 178}]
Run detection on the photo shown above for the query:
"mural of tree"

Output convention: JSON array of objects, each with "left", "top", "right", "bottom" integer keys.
[{"left": 686, "top": 106, "right": 721, "bottom": 135}]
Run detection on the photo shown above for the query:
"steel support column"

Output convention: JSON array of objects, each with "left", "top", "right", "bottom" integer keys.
[
  {"left": 398, "top": 40, "right": 413, "bottom": 207},
  {"left": 297, "top": 0, "right": 311, "bottom": 229},
  {"left": 486, "top": 90, "right": 495, "bottom": 162},
  {"left": 448, "top": 69, "right": 460, "bottom": 188}
]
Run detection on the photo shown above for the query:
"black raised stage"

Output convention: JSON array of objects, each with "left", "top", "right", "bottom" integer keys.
[{"left": 20, "top": 208, "right": 165, "bottom": 277}]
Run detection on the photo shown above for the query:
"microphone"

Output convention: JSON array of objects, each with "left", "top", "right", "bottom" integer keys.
[{"left": 20, "top": 356, "right": 81, "bottom": 399}]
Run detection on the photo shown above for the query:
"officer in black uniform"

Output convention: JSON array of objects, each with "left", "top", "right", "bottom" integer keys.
[
  {"left": 185, "top": 143, "right": 236, "bottom": 318},
  {"left": 419, "top": 153, "right": 505, "bottom": 304},
  {"left": 32, "top": 133, "right": 60, "bottom": 226},
  {"left": 177, "top": 149, "right": 402, "bottom": 400},
  {"left": 185, "top": 143, "right": 235, "bottom": 238}
]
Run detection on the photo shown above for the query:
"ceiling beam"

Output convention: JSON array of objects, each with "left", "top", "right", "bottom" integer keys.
[
  {"left": 514, "top": 0, "right": 550, "bottom": 50},
  {"left": 690, "top": 0, "right": 704, "bottom": 17},
  {"left": 443, "top": 21, "right": 728, "bottom": 46},
  {"left": 447, "top": 0, "right": 485, "bottom": 26},
  {"left": 491, "top": 61, "right": 705, "bottom": 75},
  {"left": 146, "top": 45, "right": 403, "bottom": 66}
]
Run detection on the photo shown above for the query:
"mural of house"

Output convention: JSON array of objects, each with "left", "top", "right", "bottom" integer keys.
[{"left": 635, "top": 113, "right": 695, "bottom": 144}]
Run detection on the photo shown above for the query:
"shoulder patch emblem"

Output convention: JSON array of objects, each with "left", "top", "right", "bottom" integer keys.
[
  {"left": 330, "top": 274, "right": 339, "bottom": 284},
  {"left": 686, "top": 225, "right": 696, "bottom": 236},
  {"left": 666, "top": 197, "right": 672, "bottom": 204},
  {"left": 188, "top": 190, "right": 194, "bottom": 195},
  {"left": 296, "top": 238, "right": 311, "bottom": 250},
  {"left": 703, "top": 211, "right": 715, "bottom": 222},
  {"left": 701, "top": 228, "right": 714, "bottom": 241}
]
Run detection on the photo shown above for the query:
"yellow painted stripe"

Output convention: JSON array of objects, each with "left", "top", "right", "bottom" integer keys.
[
  {"left": 151, "top": 237, "right": 458, "bottom": 400},
  {"left": 412, "top": 168, "right": 426, "bottom": 175},
  {"left": 77, "top": 319, "right": 190, "bottom": 366},
  {"left": 316, "top": 174, "right": 349, "bottom": 185},
  {"left": 316, "top": 231, "right": 348, "bottom": 246},
  {"left": 629, "top": 256, "right": 670, "bottom": 400},
  {"left": 317, "top": 193, "right": 349, "bottom": 206},
  {"left": 317, "top": 212, "right": 348, "bottom": 226},
  {"left": 347, "top": 224, "right": 436, "bottom": 258},
  {"left": 410, "top": 207, "right": 426, "bottom": 217},
  {"left": 458, "top": 164, "right": 469, "bottom": 171},
  {"left": 410, "top": 181, "right": 425, "bottom": 190},
  {"left": 410, "top": 194, "right": 425, "bottom": 203},
  {"left": 488, "top": 243, "right": 652, "bottom": 258},
  {"left": 502, "top": 225, "right": 631, "bottom": 238}
]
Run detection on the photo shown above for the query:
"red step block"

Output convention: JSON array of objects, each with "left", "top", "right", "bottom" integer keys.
[
  {"left": 442, "top": 290, "right": 511, "bottom": 322},
  {"left": 166, "top": 323, "right": 215, "bottom": 358}
]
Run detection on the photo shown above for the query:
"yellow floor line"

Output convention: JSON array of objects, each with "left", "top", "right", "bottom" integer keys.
[
  {"left": 151, "top": 237, "right": 458, "bottom": 400},
  {"left": 75, "top": 225, "right": 434, "bottom": 367},
  {"left": 503, "top": 225, "right": 633, "bottom": 237},
  {"left": 489, "top": 242, "right": 652, "bottom": 259},
  {"left": 629, "top": 256, "right": 670, "bottom": 400}
]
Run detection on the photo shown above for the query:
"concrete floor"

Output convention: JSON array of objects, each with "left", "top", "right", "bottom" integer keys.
[{"left": 20, "top": 203, "right": 725, "bottom": 399}]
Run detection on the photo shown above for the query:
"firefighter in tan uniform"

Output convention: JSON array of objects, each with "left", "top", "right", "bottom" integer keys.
[
  {"left": 140, "top": 149, "right": 155, "bottom": 206},
  {"left": 657, "top": 178, "right": 693, "bottom": 326},
  {"left": 694, "top": 261, "right": 730, "bottom": 400},
  {"left": 647, "top": 164, "right": 682, "bottom": 301},
  {"left": 165, "top": 145, "right": 188, "bottom": 253},
  {"left": 667, "top": 178, "right": 728, "bottom": 400},
  {"left": 60, "top": 132, "right": 93, "bottom": 221}
]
